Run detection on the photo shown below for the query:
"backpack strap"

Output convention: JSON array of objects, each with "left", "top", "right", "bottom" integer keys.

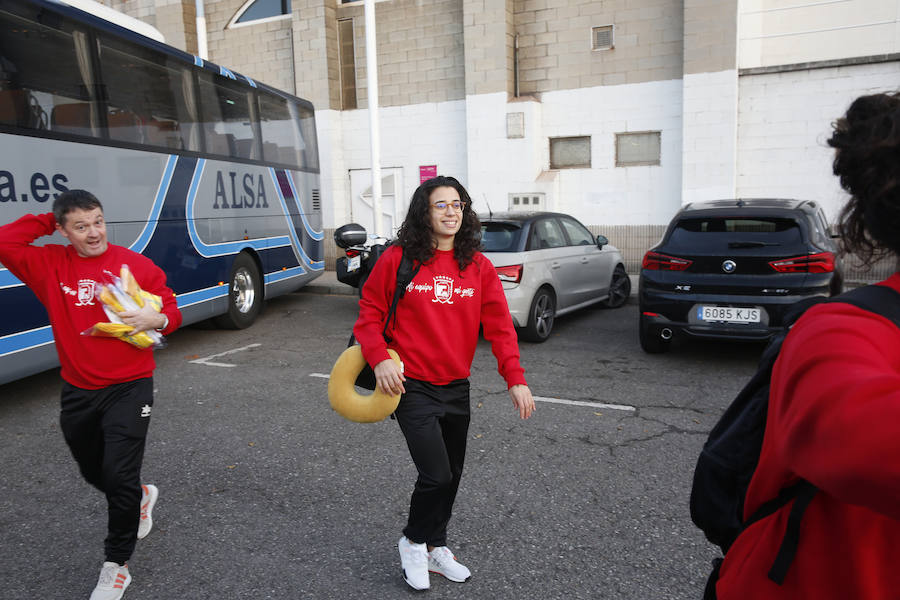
[
  {"left": 383, "top": 249, "right": 420, "bottom": 343},
  {"left": 347, "top": 248, "right": 421, "bottom": 347},
  {"left": 749, "top": 284, "right": 900, "bottom": 584},
  {"left": 830, "top": 284, "right": 900, "bottom": 328}
]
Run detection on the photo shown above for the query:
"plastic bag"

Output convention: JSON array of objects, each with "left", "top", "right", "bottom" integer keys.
[{"left": 81, "top": 264, "right": 166, "bottom": 349}]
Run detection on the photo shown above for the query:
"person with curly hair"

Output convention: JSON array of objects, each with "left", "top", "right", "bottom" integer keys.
[
  {"left": 715, "top": 91, "right": 900, "bottom": 598},
  {"left": 353, "top": 175, "right": 535, "bottom": 590}
]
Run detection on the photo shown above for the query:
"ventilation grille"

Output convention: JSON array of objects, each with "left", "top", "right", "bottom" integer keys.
[
  {"left": 509, "top": 193, "right": 544, "bottom": 210},
  {"left": 312, "top": 189, "right": 321, "bottom": 211},
  {"left": 592, "top": 25, "right": 614, "bottom": 51}
]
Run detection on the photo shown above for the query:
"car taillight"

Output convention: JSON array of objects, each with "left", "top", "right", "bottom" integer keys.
[
  {"left": 769, "top": 252, "right": 835, "bottom": 273},
  {"left": 642, "top": 251, "right": 693, "bottom": 271},
  {"left": 345, "top": 249, "right": 360, "bottom": 258},
  {"left": 495, "top": 264, "right": 523, "bottom": 283}
]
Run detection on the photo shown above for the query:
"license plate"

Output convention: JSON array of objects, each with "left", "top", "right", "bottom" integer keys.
[
  {"left": 697, "top": 306, "right": 761, "bottom": 324},
  {"left": 347, "top": 255, "right": 361, "bottom": 272}
]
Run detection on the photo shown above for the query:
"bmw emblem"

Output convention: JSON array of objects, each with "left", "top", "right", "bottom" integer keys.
[{"left": 722, "top": 260, "right": 737, "bottom": 273}]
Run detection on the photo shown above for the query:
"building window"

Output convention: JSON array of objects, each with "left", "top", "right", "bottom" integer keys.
[
  {"left": 228, "top": 0, "right": 290, "bottom": 28},
  {"left": 616, "top": 131, "right": 661, "bottom": 167},
  {"left": 592, "top": 25, "right": 614, "bottom": 51},
  {"left": 338, "top": 19, "right": 357, "bottom": 110},
  {"left": 549, "top": 136, "right": 591, "bottom": 169}
]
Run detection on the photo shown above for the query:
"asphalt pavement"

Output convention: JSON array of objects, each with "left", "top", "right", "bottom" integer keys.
[{"left": 0, "top": 281, "right": 749, "bottom": 600}]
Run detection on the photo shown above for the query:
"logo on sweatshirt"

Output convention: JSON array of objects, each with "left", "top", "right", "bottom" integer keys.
[
  {"left": 432, "top": 276, "right": 455, "bottom": 304},
  {"left": 75, "top": 279, "right": 96, "bottom": 306}
]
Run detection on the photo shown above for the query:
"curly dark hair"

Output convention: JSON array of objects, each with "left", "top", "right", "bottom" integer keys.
[
  {"left": 828, "top": 91, "right": 900, "bottom": 265},
  {"left": 396, "top": 175, "right": 482, "bottom": 271}
]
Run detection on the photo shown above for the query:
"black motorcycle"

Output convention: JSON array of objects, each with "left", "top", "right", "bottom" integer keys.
[{"left": 334, "top": 223, "right": 390, "bottom": 296}]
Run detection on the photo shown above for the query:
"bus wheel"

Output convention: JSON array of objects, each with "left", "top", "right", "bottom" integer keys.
[{"left": 215, "top": 253, "right": 262, "bottom": 329}]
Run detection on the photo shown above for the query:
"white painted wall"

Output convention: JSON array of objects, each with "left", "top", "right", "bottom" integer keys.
[
  {"left": 466, "top": 80, "right": 685, "bottom": 228},
  {"left": 736, "top": 60, "right": 900, "bottom": 222},
  {"left": 739, "top": 0, "right": 900, "bottom": 69},
  {"left": 682, "top": 70, "right": 739, "bottom": 205},
  {"left": 321, "top": 99, "right": 468, "bottom": 233}
]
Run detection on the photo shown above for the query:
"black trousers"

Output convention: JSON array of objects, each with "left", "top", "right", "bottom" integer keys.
[
  {"left": 59, "top": 377, "right": 153, "bottom": 564},
  {"left": 395, "top": 377, "right": 470, "bottom": 547}
]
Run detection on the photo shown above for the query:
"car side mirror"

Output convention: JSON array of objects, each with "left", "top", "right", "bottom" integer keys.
[{"left": 596, "top": 234, "right": 609, "bottom": 249}]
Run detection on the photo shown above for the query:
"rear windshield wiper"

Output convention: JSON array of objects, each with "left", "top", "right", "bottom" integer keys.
[{"left": 728, "top": 241, "right": 780, "bottom": 248}]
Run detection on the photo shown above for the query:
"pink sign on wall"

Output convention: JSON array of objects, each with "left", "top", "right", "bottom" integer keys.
[{"left": 419, "top": 165, "right": 437, "bottom": 183}]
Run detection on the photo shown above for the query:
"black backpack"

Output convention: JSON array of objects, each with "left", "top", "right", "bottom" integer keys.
[
  {"left": 348, "top": 248, "right": 420, "bottom": 390},
  {"left": 690, "top": 284, "right": 900, "bottom": 597}
]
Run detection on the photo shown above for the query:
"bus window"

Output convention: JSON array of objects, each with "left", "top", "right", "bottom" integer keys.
[
  {"left": 198, "top": 72, "right": 260, "bottom": 161},
  {"left": 97, "top": 37, "right": 200, "bottom": 151},
  {"left": 296, "top": 103, "right": 319, "bottom": 171},
  {"left": 0, "top": 9, "right": 97, "bottom": 135},
  {"left": 258, "top": 91, "right": 303, "bottom": 169}
]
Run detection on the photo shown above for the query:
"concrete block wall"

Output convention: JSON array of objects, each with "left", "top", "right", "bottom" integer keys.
[
  {"left": 197, "top": 0, "right": 295, "bottom": 93},
  {"left": 462, "top": 0, "right": 514, "bottom": 96},
  {"left": 736, "top": 60, "right": 900, "bottom": 222},
  {"left": 337, "top": 0, "right": 466, "bottom": 109},
  {"left": 681, "top": 0, "right": 738, "bottom": 204},
  {"left": 465, "top": 79, "right": 683, "bottom": 229},
  {"left": 513, "top": 0, "right": 683, "bottom": 93}
]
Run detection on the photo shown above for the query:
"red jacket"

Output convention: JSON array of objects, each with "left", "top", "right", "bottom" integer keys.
[
  {"left": 0, "top": 213, "right": 182, "bottom": 389},
  {"left": 717, "top": 273, "right": 900, "bottom": 599},
  {"left": 354, "top": 245, "right": 526, "bottom": 388}
]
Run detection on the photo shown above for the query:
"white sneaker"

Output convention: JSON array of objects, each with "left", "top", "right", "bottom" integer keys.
[
  {"left": 137, "top": 484, "right": 158, "bottom": 540},
  {"left": 89, "top": 562, "right": 131, "bottom": 600},
  {"left": 398, "top": 536, "right": 430, "bottom": 590},
  {"left": 428, "top": 546, "right": 471, "bottom": 582}
]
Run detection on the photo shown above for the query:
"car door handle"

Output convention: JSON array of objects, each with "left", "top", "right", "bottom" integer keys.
[{"left": 551, "top": 261, "right": 561, "bottom": 269}]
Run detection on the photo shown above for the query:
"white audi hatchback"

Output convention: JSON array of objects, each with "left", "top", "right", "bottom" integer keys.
[{"left": 480, "top": 212, "right": 630, "bottom": 342}]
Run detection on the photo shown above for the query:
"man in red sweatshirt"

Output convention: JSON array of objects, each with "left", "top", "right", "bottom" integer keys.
[
  {"left": 353, "top": 175, "right": 534, "bottom": 591},
  {"left": 0, "top": 189, "right": 182, "bottom": 600}
]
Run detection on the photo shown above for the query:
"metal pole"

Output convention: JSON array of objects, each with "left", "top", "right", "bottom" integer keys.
[
  {"left": 195, "top": 0, "right": 208, "bottom": 60},
  {"left": 364, "top": 0, "right": 382, "bottom": 237}
]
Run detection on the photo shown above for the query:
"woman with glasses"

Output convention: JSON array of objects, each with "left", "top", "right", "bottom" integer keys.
[{"left": 353, "top": 175, "right": 535, "bottom": 591}]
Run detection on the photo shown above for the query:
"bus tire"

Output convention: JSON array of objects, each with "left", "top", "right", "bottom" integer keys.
[{"left": 215, "top": 253, "right": 263, "bottom": 329}]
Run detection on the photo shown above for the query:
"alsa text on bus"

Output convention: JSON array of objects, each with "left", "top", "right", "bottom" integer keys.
[
  {"left": 213, "top": 171, "right": 269, "bottom": 209},
  {"left": 0, "top": 170, "right": 70, "bottom": 203}
]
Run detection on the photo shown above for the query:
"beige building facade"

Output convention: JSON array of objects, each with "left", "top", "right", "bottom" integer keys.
[{"left": 108, "top": 0, "right": 899, "bottom": 275}]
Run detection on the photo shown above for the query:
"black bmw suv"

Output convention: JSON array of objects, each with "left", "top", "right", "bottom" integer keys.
[{"left": 638, "top": 199, "right": 843, "bottom": 353}]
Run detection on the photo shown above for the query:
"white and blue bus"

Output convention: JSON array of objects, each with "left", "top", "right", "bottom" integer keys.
[{"left": 0, "top": 0, "right": 324, "bottom": 385}]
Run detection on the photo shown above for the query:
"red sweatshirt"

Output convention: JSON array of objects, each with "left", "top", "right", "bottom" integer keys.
[
  {"left": 717, "top": 273, "right": 900, "bottom": 599},
  {"left": 0, "top": 213, "right": 182, "bottom": 389},
  {"left": 354, "top": 245, "right": 526, "bottom": 388}
]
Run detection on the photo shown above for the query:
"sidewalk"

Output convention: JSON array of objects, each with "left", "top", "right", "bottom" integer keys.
[{"left": 300, "top": 270, "right": 640, "bottom": 298}]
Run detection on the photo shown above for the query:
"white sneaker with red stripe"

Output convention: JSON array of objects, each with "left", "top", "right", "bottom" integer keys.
[
  {"left": 89, "top": 562, "right": 131, "bottom": 600},
  {"left": 428, "top": 546, "right": 471, "bottom": 582},
  {"left": 137, "top": 484, "right": 158, "bottom": 540}
]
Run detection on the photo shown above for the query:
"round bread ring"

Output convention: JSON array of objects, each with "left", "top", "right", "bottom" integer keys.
[{"left": 328, "top": 345, "right": 402, "bottom": 423}]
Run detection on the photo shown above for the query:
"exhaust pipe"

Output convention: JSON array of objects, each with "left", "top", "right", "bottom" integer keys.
[{"left": 660, "top": 328, "right": 673, "bottom": 340}]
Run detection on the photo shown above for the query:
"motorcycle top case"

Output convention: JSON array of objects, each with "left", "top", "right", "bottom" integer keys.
[{"left": 334, "top": 223, "right": 368, "bottom": 249}]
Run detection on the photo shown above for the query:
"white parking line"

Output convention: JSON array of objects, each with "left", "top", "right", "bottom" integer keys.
[
  {"left": 190, "top": 343, "right": 262, "bottom": 368},
  {"left": 533, "top": 396, "right": 635, "bottom": 412},
  {"left": 305, "top": 375, "right": 634, "bottom": 412}
]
